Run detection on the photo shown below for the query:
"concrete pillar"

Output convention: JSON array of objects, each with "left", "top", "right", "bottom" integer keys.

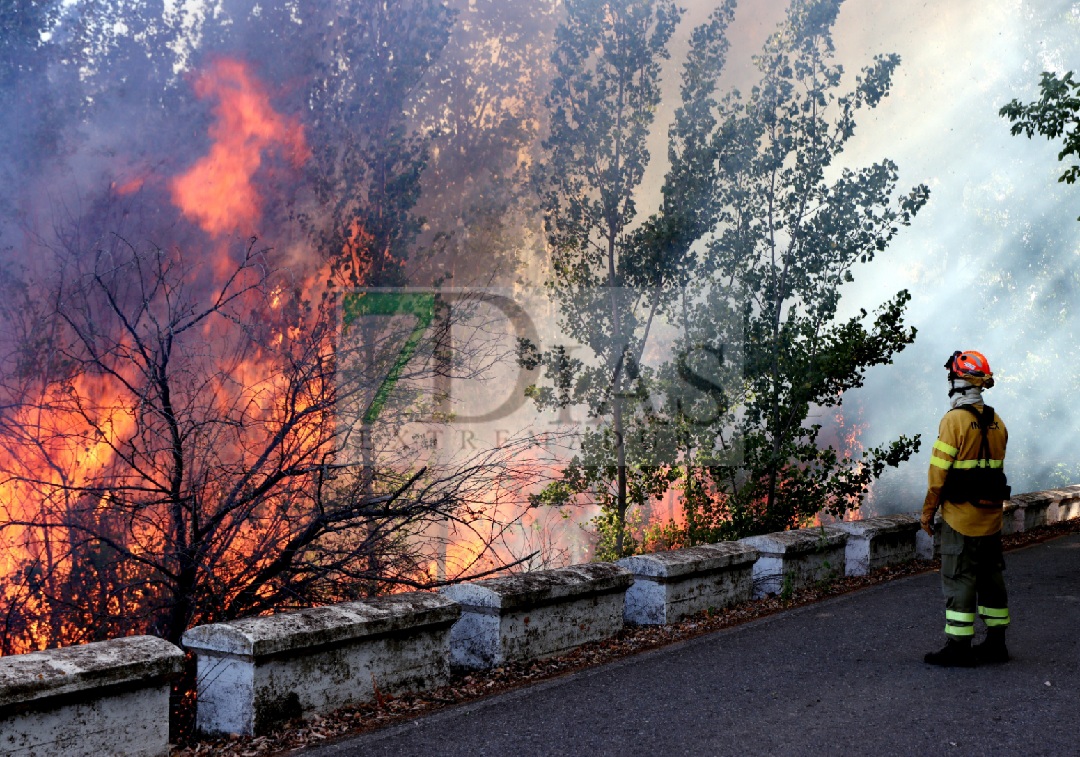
[
  {"left": 0, "top": 636, "right": 183, "bottom": 757},
  {"left": 617, "top": 542, "right": 758, "bottom": 625},
  {"left": 182, "top": 592, "right": 460, "bottom": 736}
]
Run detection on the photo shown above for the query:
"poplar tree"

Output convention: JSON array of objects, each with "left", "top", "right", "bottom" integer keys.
[
  {"left": 532, "top": 0, "right": 929, "bottom": 550},
  {"left": 527, "top": 0, "right": 737, "bottom": 558},
  {"left": 683, "top": 0, "right": 928, "bottom": 537}
]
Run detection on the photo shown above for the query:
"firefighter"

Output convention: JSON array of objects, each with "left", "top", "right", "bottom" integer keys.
[{"left": 922, "top": 350, "right": 1011, "bottom": 667}]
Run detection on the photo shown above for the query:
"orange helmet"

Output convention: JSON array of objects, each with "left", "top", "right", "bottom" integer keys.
[{"left": 945, "top": 350, "right": 993, "bottom": 380}]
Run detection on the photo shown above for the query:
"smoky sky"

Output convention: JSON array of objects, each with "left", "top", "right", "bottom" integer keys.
[
  {"left": 3, "top": 0, "right": 1079, "bottom": 514},
  {"left": 575, "top": 0, "right": 1080, "bottom": 509},
  {"left": 656, "top": 0, "right": 1080, "bottom": 510},
  {"left": 821, "top": 0, "right": 1080, "bottom": 508}
]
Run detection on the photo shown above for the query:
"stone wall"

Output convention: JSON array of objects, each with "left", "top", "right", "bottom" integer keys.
[
  {"left": 440, "top": 563, "right": 631, "bottom": 670},
  {"left": 2, "top": 486, "right": 1078, "bottom": 749},
  {"left": 833, "top": 514, "right": 921, "bottom": 576},
  {"left": 618, "top": 542, "right": 758, "bottom": 625},
  {"left": 740, "top": 525, "right": 849, "bottom": 598},
  {"left": 0, "top": 636, "right": 183, "bottom": 757},
  {"left": 181, "top": 592, "right": 460, "bottom": 736}
]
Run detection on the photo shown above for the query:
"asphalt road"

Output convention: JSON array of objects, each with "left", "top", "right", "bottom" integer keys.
[{"left": 304, "top": 534, "right": 1080, "bottom": 756}]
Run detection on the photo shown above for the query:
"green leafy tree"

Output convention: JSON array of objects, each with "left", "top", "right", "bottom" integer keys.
[
  {"left": 681, "top": 0, "right": 927, "bottom": 538},
  {"left": 1000, "top": 70, "right": 1080, "bottom": 219},
  {"left": 530, "top": 0, "right": 926, "bottom": 551},
  {"left": 527, "top": 0, "right": 739, "bottom": 558}
]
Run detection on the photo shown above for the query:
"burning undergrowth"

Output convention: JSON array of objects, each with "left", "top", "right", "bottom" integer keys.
[{"left": 0, "top": 36, "right": 552, "bottom": 656}]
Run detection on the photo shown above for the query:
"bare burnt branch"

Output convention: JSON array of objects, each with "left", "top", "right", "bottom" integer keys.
[{"left": 0, "top": 218, "right": 548, "bottom": 651}]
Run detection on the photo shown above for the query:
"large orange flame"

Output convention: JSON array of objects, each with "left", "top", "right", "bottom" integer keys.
[
  {"left": 1, "top": 58, "right": 318, "bottom": 654},
  {"left": 169, "top": 58, "right": 309, "bottom": 237}
]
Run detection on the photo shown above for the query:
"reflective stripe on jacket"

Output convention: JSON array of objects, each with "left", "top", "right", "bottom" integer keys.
[{"left": 922, "top": 403, "right": 1008, "bottom": 537}]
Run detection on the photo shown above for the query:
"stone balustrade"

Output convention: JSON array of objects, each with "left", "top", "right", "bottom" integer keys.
[
  {"left": 440, "top": 562, "right": 631, "bottom": 670},
  {"left": 1004, "top": 485, "right": 1080, "bottom": 534},
  {"left": 740, "top": 525, "right": 849, "bottom": 598},
  {"left": 618, "top": 542, "right": 758, "bottom": 625},
  {"left": 0, "top": 635, "right": 183, "bottom": 757},
  {"left": 1004, "top": 493, "right": 1047, "bottom": 534},
  {"left": 832, "top": 514, "right": 921, "bottom": 576},
  {"left": 1, "top": 487, "right": 1078, "bottom": 747},
  {"left": 1057, "top": 487, "right": 1080, "bottom": 521},
  {"left": 915, "top": 485, "right": 1080, "bottom": 558},
  {"left": 181, "top": 592, "right": 460, "bottom": 736}
]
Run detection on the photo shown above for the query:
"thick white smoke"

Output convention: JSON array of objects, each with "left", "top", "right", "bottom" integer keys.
[{"left": 645, "top": 0, "right": 1080, "bottom": 512}]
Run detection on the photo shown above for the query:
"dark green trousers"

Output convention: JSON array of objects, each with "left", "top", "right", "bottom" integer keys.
[{"left": 939, "top": 520, "right": 1010, "bottom": 639}]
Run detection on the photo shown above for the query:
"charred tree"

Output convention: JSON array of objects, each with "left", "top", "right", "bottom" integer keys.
[{"left": 0, "top": 234, "right": 537, "bottom": 652}]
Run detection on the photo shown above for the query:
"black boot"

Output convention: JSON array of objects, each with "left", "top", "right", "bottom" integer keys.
[
  {"left": 924, "top": 638, "right": 976, "bottom": 667},
  {"left": 973, "top": 628, "right": 1009, "bottom": 663}
]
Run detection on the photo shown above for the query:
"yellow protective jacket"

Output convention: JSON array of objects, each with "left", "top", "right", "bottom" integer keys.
[{"left": 922, "top": 403, "right": 1008, "bottom": 537}]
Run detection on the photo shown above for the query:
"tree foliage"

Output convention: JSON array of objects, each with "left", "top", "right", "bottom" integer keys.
[
  {"left": 409, "top": 0, "right": 560, "bottom": 286},
  {"left": 530, "top": 0, "right": 927, "bottom": 552},
  {"left": 302, "top": 0, "right": 454, "bottom": 290},
  {"left": 1000, "top": 70, "right": 1080, "bottom": 217},
  {"left": 0, "top": 0, "right": 60, "bottom": 90},
  {"left": 0, "top": 0, "right": 65, "bottom": 214},
  {"left": 526, "top": 0, "right": 741, "bottom": 558},
  {"left": 683, "top": 0, "right": 928, "bottom": 538}
]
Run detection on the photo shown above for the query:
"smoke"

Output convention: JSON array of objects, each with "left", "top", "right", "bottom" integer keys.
[
  {"left": 2, "top": 0, "right": 1079, "bottom": 520},
  {"left": 828, "top": 0, "right": 1080, "bottom": 509},
  {"left": 634, "top": 0, "right": 1080, "bottom": 512}
]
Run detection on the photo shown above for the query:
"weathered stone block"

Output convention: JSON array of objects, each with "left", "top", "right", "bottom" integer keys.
[
  {"left": 832, "top": 514, "right": 920, "bottom": 576},
  {"left": 617, "top": 542, "right": 758, "bottom": 625},
  {"left": 1009, "top": 491, "right": 1055, "bottom": 531},
  {"left": 1001, "top": 487, "right": 1080, "bottom": 533},
  {"left": 1002, "top": 499, "right": 1024, "bottom": 535},
  {"left": 739, "top": 526, "right": 848, "bottom": 599},
  {"left": 182, "top": 592, "right": 459, "bottom": 736},
  {"left": 440, "top": 563, "right": 631, "bottom": 670},
  {"left": 1027, "top": 486, "right": 1080, "bottom": 524},
  {"left": 1058, "top": 494, "right": 1080, "bottom": 522},
  {"left": 0, "top": 635, "right": 183, "bottom": 757},
  {"left": 1049, "top": 485, "right": 1080, "bottom": 522}
]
